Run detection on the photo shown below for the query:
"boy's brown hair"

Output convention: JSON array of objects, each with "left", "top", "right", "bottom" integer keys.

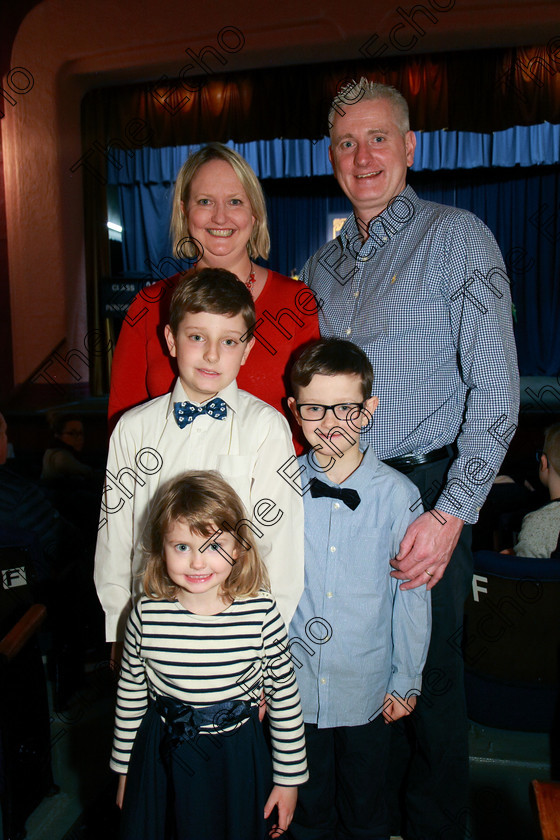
[
  {"left": 544, "top": 423, "right": 560, "bottom": 474},
  {"left": 290, "top": 338, "right": 374, "bottom": 400},
  {"left": 168, "top": 268, "right": 255, "bottom": 337},
  {"left": 143, "top": 471, "right": 269, "bottom": 602}
]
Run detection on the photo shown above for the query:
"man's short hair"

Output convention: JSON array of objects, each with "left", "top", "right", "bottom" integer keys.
[
  {"left": 329, "top": 78, "right": 410, "bottom": 137},
  {"left": 544, "top": 423, "right": 560, "bottom": 474},
  {"left": 290, "top": 338, "right": 373, "bottom": 400},
  {"left": 168, "top": 268, "right": 256, "bottom": 337}
]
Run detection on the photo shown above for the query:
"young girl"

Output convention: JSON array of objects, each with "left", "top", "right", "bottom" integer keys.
[{"left": 111, "top": 470, "right": 308, "bottom": 840}]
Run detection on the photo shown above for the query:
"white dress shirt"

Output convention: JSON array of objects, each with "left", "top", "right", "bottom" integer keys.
[{"left": 95, "top": 378, "right": 304, "bottom": 640}]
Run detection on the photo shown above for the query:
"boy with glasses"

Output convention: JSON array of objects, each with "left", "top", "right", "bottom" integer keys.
[{"left": 286, "top": 338, "right": 431, "bottom": 840}]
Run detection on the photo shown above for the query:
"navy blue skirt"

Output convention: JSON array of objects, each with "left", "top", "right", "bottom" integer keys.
[{"left": 119, "top": 701, "right": 273, "bottom": 840}]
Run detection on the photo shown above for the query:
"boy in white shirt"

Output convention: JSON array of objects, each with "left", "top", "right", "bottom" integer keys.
[{"left": 95, "top": 268, "right": 303, "bottom": 642}]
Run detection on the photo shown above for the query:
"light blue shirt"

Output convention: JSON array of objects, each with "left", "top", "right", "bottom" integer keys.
[{"left": 289, "top": 446, "right": 431, "bottom": 728}]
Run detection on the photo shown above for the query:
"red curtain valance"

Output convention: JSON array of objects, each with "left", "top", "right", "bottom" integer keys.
[{"left": 83, "top": 43, "right": 560, "bottom": 149}]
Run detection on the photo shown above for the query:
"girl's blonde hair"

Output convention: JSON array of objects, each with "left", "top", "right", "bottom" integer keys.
[
  {"left": 170, "top": 142, "right": 270, "bottom": 261},
  {"left": 143, "top": 471, "right": 269, "bottom": 602}
]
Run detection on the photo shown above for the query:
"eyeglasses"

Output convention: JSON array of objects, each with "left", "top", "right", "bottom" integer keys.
[{"left": 296, "top": 402, "right": 365, "bottom": 421}]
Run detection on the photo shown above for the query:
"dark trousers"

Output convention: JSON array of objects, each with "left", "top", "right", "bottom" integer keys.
[
  {"left": 388, "top": 455, "right": 473, "bottom": 840},
  {"left": 289, "top": 716, "right": 391, "bottom": 840}
]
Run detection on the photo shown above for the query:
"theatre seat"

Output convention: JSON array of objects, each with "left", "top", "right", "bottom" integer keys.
[
  {"left": 0, "top": 528, "right": 56, "bottom": 839},
  {"left": 463, "top": 550, "right": 560, "bottom": 732}
]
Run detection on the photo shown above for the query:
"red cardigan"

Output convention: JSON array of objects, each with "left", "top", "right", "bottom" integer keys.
[{"left": 108, "top": 270, "right": 320, "bottom": 446}]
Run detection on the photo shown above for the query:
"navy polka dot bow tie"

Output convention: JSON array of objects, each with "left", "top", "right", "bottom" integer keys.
[{"left": 173, "top": 398, "right": 228, "bottom": 428}]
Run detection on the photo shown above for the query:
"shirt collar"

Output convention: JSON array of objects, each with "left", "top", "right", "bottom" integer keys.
[
  {"left": 166, "top": 378, "right": 239, "bottom": 418},
  {"left": 304, "top": 445, "right": 384, "bottom": 492},
  {"left": 340, "top": 185, "right": 418, "bottom": 250}
]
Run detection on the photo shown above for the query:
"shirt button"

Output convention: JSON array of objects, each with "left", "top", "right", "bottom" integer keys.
[
  {"left": 354, "top": 291, "right": 359, "bottom": 298},
  {"left": 382, "top": 236, "right": 388, "bottom": 242},
  {"left": 330, "top": 546, "right": 336, "bottom": 553},
  {"left": 327, "top": 592, "right": 333, "bottom": 598},
  {"left": 345, "top": 328, "right": 352, "bottom": 336},
  {"left": 320, "top": 678, "right": 326, "bottom": 685},
  {"left": 333, "top": 502, "right": 340, "bottom": 510}
]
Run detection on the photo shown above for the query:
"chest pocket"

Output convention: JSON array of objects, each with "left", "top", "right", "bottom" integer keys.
[
  {"left": 215, "top": 454, "right": 254, "bottom": 514},
  {"left": 337, "top": 526, "right": 391, "bottom": 598}
]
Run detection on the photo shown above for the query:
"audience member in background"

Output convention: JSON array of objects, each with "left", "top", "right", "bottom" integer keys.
[
  {"left": 41, "top": 412, "right": 102, "bottom": 541},
  {"left": 514, "top": 424, "right": 560, "bottom": 558},
  {"left": 41, "top": 412, "right": 93, "bottom": 481},
  {"left": 0, "top": 412, "right": 103, "bottom": 706},
  {"left": 1, "top": 412, "right": 76, "bottom": 571},
  {"left": 473, "top": 449, "right": 539, "bottom": 552}
]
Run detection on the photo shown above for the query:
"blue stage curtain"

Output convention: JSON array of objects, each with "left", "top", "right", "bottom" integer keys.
[
  {"left": 108, "top": 124, "right": 560, "bottom": 187},
  {"left": 108, "top": 128, "right": 560, "bottom": 274},
  {"left": 107, "top": 127, "right": 560, "bottom": 376},
  {"left": 414, "top": 123, "right": 560, "bottom": 170}
]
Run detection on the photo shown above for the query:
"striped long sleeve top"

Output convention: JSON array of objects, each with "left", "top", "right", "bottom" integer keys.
[{"left": 111, "top": 592, "right": 308, "bottom": 786}]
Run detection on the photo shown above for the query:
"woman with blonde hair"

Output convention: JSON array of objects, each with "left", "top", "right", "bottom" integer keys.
[{"left": 108, "top": 143, "right": 319, "bottom": 439}]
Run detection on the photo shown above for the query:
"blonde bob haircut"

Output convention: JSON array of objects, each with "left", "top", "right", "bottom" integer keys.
[
  {"left": 143, "top": 471, "right": 269, "bottom": 602},
  {"left": 170, "top": 143, "right": 270, "bottom": 261}
]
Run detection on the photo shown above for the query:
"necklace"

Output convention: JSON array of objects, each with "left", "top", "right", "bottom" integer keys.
[{"left": 245, "top": 262, "right": 256, "bottom": 292}]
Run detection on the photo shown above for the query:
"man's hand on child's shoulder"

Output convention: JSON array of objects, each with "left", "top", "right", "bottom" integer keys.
[{"left": 382, "top": 692, "right": 417, "bottom": 724}]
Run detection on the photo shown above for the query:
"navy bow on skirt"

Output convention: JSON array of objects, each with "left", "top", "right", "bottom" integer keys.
[{"left": 154, "top": 694, "right": 254, "bottom": 758}]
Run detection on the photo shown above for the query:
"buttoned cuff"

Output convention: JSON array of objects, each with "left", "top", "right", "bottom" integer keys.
[
  {"left": 105, "top": 607, "right": 132, "bottom": 643},
  {"left": 386, "top": 673, "right": 423, "bottom": 701},
  {"left": 435, "top": 492, "right": 479, "bottom": 525}
]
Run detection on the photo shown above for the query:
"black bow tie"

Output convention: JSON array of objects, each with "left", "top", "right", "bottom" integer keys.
[{"left": 309, "top": 477, "right": 361, "bottom": 510}]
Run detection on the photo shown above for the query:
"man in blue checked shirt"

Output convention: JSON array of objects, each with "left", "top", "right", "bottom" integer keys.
[{"left": 299, "top": 79, "right": 519, "bottom": 840}]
